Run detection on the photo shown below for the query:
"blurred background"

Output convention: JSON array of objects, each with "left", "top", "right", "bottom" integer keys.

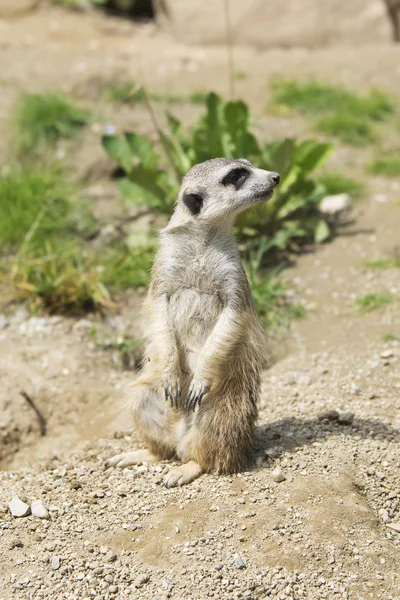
[
  {"left": 0, "top": 0, "right": 399, "bottom": 468},
  {"left": 0, "top": 3, "right": 400, "bottom": 598}
]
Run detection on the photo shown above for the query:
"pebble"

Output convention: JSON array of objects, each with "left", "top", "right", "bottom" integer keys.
[
  {"left": 234, "top": 556, "right": 246, "bottom": 570},
  {"left": 31, "top": 499, "right": 50, "bottom": 519},
  {"left": 134, "top": 574, "right": 150, "bottom": 588},
  {"left": 319, "top": 193, "right": 351, "bottom": 216},
  {"left": 9, "top": 497, "right": 31, "bottom": 518},
  {"left": 105, "top": 550, "right": 117, "bottom": 563},
  {"left": 271, "top": 467, "right": 286, "bottom": 483},
  {"left": 386, "top": 523, "right": 400, "bottom": 533},
  {"left": 338, "top": 411, "right": 354, "bottom": 425},
  {"left": 380, "top": 349, "right": 393, "bottom": 359},
  {"left": 51, "top": 556, "right": 60, "bottom": 570},
  {"left": 318, "top": 410, "right": 339, "bottom": 421},
  {"left": 215, "top": 563, "right": 224, "bottom": 570},
  {"left": 9, "top": 539, "right": 24, "bottom": 550}
]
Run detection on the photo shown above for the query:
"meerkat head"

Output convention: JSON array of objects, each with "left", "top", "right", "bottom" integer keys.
[{"left": 176, "top": 158, "right": 280, "bottom": 224}]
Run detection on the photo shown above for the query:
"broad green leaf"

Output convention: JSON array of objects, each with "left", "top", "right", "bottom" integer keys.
[
  {"left": 269, "top": 139, "right": 295, "bottom": 176},
  {"left": 102, "top": 135, "right": 133, "bottom": 173},
  {"left": 118, "top": 178, "right": 161, "bottom": 209},
  {"left": 159, "top": 131, "right": 192, "bottom": 176},
  {"left": 277, "top": 194, "right": 311, "bottom": 219},
  {"left": 124, "top": 133, "right": 159, "bottom": 168},
  {"left": 295, "top": 140, "right": 333, "bottom": 173},
  {"left": 314, "top": 219, "right": 330, "bottom": 243}
]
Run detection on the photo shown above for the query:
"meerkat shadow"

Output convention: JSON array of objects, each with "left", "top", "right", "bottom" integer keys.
[{"left": 254, "top": 416, "right": 400, "bottom": 461}]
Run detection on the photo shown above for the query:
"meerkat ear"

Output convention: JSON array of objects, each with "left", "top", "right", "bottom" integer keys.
[{"left": 183, "top": 192, "right": 203, "bottom": 216}]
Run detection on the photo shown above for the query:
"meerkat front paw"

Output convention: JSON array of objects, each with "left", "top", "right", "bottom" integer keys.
[
  {"left": 185, "top": 378, "right": 210, "bottom": 412},
  {"left": 163, "top": 372, "right": 182, "bottom": 408}
]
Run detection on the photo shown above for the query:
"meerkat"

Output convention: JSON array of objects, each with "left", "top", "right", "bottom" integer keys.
[{"left": 106, "top": 158, "right": 280, "bottom": 487}]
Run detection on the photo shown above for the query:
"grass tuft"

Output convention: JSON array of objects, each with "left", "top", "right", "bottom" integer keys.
[
  {"left": 316, "top": 113, "right": 374, "bottom": 146},
  {"left": 269, "top": 79, "right": 394, "bottom": 146},
  {"left": 106, "top": 82, "right": 207, "bottom": 106},
  {"left": 354, "top": 292, "right": 397, "bottom": 312},
  {"left": 362, "top": 258, "right": 400, "bottom": 269},
  {"left": 368, "top": 154, "right": 400, "bottom": 177},
  {"left": 0, "top": 168, "right": 70, "bottom": 249},
  {"left": 317, "top": 172, "right": 365, "bottom": 199},
  {"left": 269, "top": 80, "right": 394, "bottom": 120},
  {"left": 14, "top": 92, "right": 91, "bottom": 154}
]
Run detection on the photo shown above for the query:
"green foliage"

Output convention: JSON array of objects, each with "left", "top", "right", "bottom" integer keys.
[
  {"left": 382, "top": 333, "right": 399, "bottom": 342},
  {"left": 269, "top": 79, "right": 394, "bottom": 146},
  {"left": 316, "top": 113, "right": 374, "bottom": 146},
  {"left": 0, "top": 168, "right": 70, "bottom": 249},
  {"left": 106, "top": 82, "right": 207, "bottom": 106},
  {"left": 102, "top": 92, "right": 333, "bottom": 260},
  {"left": 14, "top": 92, "right": 91, "bottom": 154},
  {"left": 270, "top": 79, "right": 394, "bottom": 120},
  {"left": 102, "top": 244, "right": 155, "bottom": 289},
  {"left": 354, "top": 292, "right": 397, "bottom": 312},
  {"left": 55, "top": 0, "right": 106, "bottom": 9},
  {"left": 11, "top": 243, "right": 113, "bottom": 315},
  {"left": 246, "top": 259, "right": 306, "bottom": 331},
  {"left": 368, "top": 154, "right": 400, "bottom": 177},
  {"left": 362, "top": 257, "right": 400, "bottom": 269},
  {"left": 316, "top": 172, "right": 365, "bottom": 199}
]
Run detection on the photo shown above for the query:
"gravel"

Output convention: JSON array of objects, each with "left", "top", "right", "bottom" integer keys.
[{"left": 8, "top": 496, "right": 31, "bottom": 518}]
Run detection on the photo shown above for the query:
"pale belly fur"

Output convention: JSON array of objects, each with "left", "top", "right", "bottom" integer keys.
[{"left": 168, "top": 288, "right": 223, "bottom": 372}]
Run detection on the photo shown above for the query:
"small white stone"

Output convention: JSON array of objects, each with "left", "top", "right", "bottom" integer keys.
[
  {"left": 319, "top": 193, "right": 351, "bottom": 216},
  {"left": 9, "top": 497, "right": 31, "bottom": 518},
  {"left": 271, "top": 467, "right": 286, "bottom": 483},
  {"left": 386, "top": 523, "right": 400, "bottom": 533},
  {"left": 31, "top": 500, "right": 50, "bottom": 520}
]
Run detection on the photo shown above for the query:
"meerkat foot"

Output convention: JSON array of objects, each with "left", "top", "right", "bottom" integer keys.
[
  {"left": 162, "top": 460, "right": 203, "bottom": 488},
  {"left": 104, "top": 449, "right": 157, "bottom": 469}
]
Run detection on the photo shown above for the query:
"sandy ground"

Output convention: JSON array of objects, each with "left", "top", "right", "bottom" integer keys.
[{"left": 0, "top": 4, "right": 400, "bottom": 600}]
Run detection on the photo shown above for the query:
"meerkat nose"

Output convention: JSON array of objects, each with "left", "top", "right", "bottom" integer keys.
[{"left": 270, "top": 172, "right": 280, "bottom": 186}]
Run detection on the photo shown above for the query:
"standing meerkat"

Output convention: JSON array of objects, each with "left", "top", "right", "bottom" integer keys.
[{"left": 106, "top": 158, "right": 280, "bottom": 487}]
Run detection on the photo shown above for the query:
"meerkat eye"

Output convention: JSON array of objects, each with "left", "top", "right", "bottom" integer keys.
[{"left": 222, "top": 168, "right": 250, "bottom": 188}]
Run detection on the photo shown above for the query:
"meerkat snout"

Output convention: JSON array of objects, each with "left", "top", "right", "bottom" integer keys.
[{"left": 177, "top": 158, "right": 280, "bottom": 222}]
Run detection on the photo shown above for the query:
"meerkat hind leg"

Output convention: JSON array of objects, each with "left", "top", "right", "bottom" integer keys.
[
  {"left": 105, "top": 449, "right": 157, "bottom": 468},
  {"left": 163, "top": 460, "right": 203, "bottom": 488}
]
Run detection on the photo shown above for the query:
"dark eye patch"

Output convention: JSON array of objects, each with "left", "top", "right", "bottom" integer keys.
[
  {"left": 222, "top": 168, "right": 250, "bottom": 188},
  {"left": 183, "top": 192, "right": 203, "bottom": 215}
]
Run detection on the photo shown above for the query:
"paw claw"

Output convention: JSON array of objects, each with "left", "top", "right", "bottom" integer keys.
[
  {"left": 163, "top": 374, "right": 182, "bottom": 409},
  {"left": 185, "top": 380, "right": 209, "bottom": 412}
]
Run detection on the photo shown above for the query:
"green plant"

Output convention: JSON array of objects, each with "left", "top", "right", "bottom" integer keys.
[
  {"left": 0, "top": 168, "right": 70, "bottom": 249},
  {"left": 270, "top": 80, "right": 394, "bottom": 121},
  {"left": 102, "top": 92, "right": 333, "bottom": 261},
  {"left": 107, "top": 82, "right": 207, "bottom": 106},
  {"left": 55, "top": 0, "right": 106, "bottom": 9},
  {"left": 316, "top": 172, "right": 365, "bottom": 199},
  {"left": 316, "top": 113, "right": 374, "bottom": 146},
  {"left": 10, "top": 242, "right": 113, "bottom": 315},
  {"left": 382, "top": 333, "right": 399, "bottom": 342},
  {"left": 368, "top": 154, "right": 400, "bottom": 177},
  {"left": 269, "top": 80, "right": 394, "bottom": 146},
  {"left": 102, "top": 243, "right": 155, "bottom": 289},
  {"left": 362, "top": 257, "right": 400, "bottom": 269},
  {"left": 354, "top": 292, "right": 397, "bottom": 312},
  {"left": 14, "top": 92, "right": 91, "bottom": 154},
  {"left": 246, "top": 256, "right": 306, "bottom": 331}
]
